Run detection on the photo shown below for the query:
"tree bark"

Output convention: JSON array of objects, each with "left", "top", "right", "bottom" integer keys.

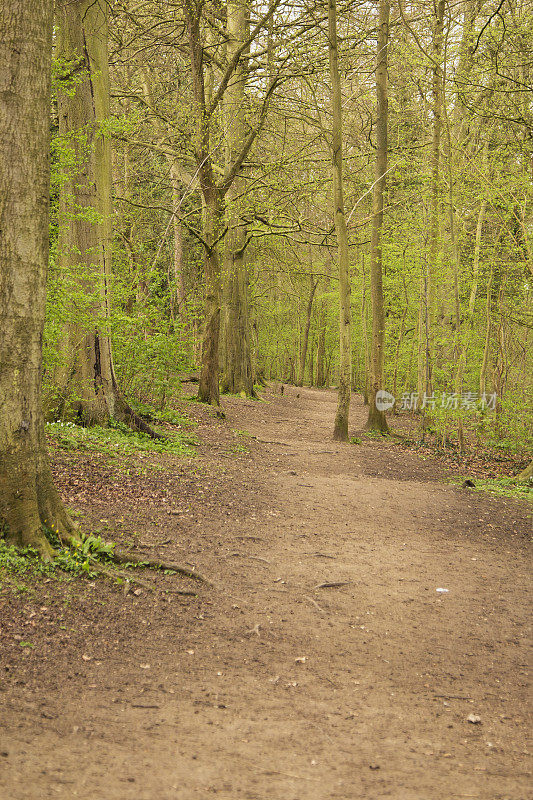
[
  {"left": 0, "top": 0, "right": 77, "bottom": 557},
  {"left": 425, "top": 0, "right": 445, "bottom": 395},
  {"left": 170, "top": 164, "right": 187, "bottom": 317},
  {"left": 221, "top": 0, "right": 254, "bottom": 397},
  {"left": 479, "top": 265, "right": 493, "bottom": 397},
  {"left": 298, "top": 277, "right": 319, "bottom": 386},
  {"left": 361, "top": 254, "right": 370, "bottom": 404},
  {"left": 316, "top": 268, "right": 330, "bottom": 387},
  {"left": 54, "top": 0, "right": 160, "bottom": 436},
  {"left": 366, "top": 0, "right": 390, "bottom": 433},
  {"left": 328, "top": 0, "right": 352, "bottom": 441}
]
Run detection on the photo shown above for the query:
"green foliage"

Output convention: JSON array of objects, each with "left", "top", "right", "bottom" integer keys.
[
  {"left": 131, "top": 402, "right": 196, "bottom": 426},
  {"left": 45, "top": 419, "right": 197, "bottom": 457},
  {"left": 420, "top": 394, "right": 532, "bottom": 457},
  {"left": 0, "top": 539, "right": 55, "bottom": 584},
  {"left": 451, "top": 477, "right": 532, "bottom": 502},
  {"left": 227, "top": 443, "right": 249, "bottom": 455},
  {"left": 0, "top": 531, "right": 120, "bottom": 589}
]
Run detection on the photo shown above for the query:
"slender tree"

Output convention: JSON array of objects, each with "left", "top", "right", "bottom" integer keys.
[
  {"left": 54, "top": 0, "right": 157, "bottom": 434},
  {"left": 328, "top": 0, "right": 352, "bottom": 441},
  {"left": 366, "top": 0, "right": 390, "bottom": 432},
  {"left": 221, "top": 0, "right": 254, "bottom": 396},
  {"left": 181, "top": 0, "right": 279, "bottom": 407}
]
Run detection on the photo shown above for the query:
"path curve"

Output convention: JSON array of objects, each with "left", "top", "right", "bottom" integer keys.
[{"left": 1, "top": 386, "right": 530, "bottom": 800}]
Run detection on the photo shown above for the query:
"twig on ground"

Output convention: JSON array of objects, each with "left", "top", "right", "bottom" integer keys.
[
  {"left": 313, "top": 581, "right": 351, "bottom": 589},
  {"left": 305, "top": 552, "right": 336, "bottom": 559},
  {"left": 304, "top": 595, "right": 326, "bottom": 612},
  {"left": 246, "top": 623, "right": 261, "bottom": 636},
  {"left": 433, "top": 694, "right": 473, "bottom": 701},
  {"left": 230, "top": 552, "right": 270, "bottom": 564}
]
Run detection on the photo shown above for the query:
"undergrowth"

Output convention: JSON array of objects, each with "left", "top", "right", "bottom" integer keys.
[
  {"left": 451, "top": 476, "right": 533, "bottom": 502},
  {"left": 0, "top": 532, "right": 117, "bottom": 591},
  {"left": 132, "top": 402, "right": 197, "bottom": 427},
  {"left": 46, "top": 418, "right": 198, "bottom": 457}
]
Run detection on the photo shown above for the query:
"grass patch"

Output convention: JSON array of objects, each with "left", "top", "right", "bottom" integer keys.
[
  {"left": 132, "top": 402, "right": 197, "bottom": 427},
  {"left": 225, "top": 443, "right": 250, "bottom": 456},
  {"left": 46, "top": 419, "right": 197, "bottom": 457},
  {"left": 451, "top": 476, "right": 533, "bottom": 502},
  {"left": 363, "top": 429, "right": 390, "bottom": 439}
]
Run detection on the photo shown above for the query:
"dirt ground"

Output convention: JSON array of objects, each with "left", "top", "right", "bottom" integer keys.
[{"left": 0, "top": 386, "right": 531, "bottom": 800}]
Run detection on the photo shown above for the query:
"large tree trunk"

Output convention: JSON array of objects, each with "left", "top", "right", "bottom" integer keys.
[
  {"left": 328, "top": 0, "right": 352, "bottom": 441},
  {"left": 366, "top": 0, "right": 390, "bottom": 433},
  {"left": 0, "top": 0, "right": 77, "bottom": 557}
]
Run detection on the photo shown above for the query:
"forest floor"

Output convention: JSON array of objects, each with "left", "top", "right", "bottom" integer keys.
[{"left": 0, "top": 386, "right": 531, "bottom": 800}]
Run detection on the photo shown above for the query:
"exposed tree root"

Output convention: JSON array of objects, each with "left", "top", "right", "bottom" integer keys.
[
  {"left": 90, "top": 562, "right": 200, "bottom": 595},
  {"left": 111, "top": 547, "right": 210, "bottom": 584},
  {"left": 49, "top": 381, "right": 165, "bottom": 441},
  {"left": 116, "top": 395, "right": 166, "bottom": 440},
  {"left": 516, "top": 460, "right": 532, "bottom": 483}
]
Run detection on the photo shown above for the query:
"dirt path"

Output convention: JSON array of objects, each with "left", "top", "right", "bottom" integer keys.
[{"left": 1, "top": 387, "right": 531, "bottom": 800}]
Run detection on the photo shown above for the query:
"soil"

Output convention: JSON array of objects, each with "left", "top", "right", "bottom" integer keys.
[{"left": 0, "top": 386, "right": 531, "bottom": 800}]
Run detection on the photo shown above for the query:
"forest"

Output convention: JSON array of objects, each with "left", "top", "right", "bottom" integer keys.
[{"left": 0, "top": 0, "right": 531, "bottom": 798}]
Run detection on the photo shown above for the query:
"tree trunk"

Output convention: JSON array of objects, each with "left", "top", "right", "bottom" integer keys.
[
  {"left": 170, "top": 164, "right": 187, "bottom": 317},
  {"left": 479, "top": 265, "right": 493, "bottom": 397},
  {"left": 361, "top": 254, "right": 370, "bottom": 404},
  {"left": 366, "top": 0, "right": 390, "bottom": 433},
  {"left": 183, "top": 1, "right": 224, "bottom": 407},
  {"left": 0, "top": 0, "right": 77, "bottom": 557},
  {"left": 316, "top": 272, "right": 330, "bottom": 388},
  {"left": 54, "top": 0, "right": 160, "bottom": 436},
  {"left": 454, "top": 193, "right": 488, "bottom": 448},
  {"left": 328, "top": 0, "right": 352, "bottom": 441},
  {"left": 197, "top": 191, "right": 224, "bottom": 407},
  {"left": 220, "top": 0, "right": 254, "bottom": 397},
  {"left": 392, "top": 275, "right": 409, "bottom": 403},
  {"left": 298, "top": 277, "right": 319, "bottom": 386},
  {"left": 425, "top": 0, "right": 445, "bottom": 394}
]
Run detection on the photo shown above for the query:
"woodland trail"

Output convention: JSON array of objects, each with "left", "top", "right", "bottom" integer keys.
[{"left": 1, "top": 387, "right": 531, "bottom": 800}]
